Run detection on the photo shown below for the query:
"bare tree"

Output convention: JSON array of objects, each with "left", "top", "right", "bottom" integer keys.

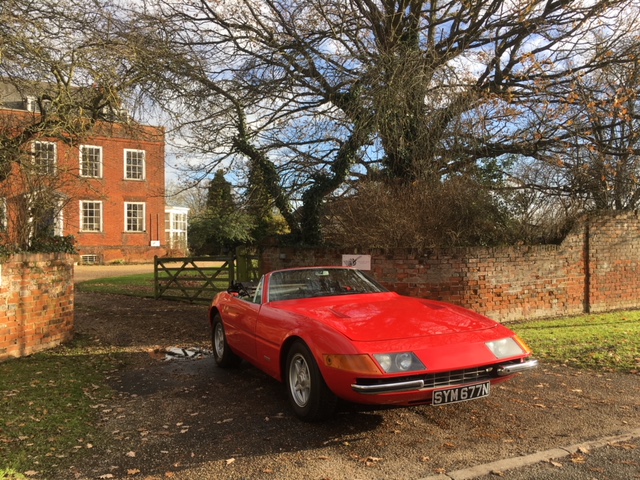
[
  {"left": 121, "top": 0, "right": 639, "bottom": 244},
  {"left": 515, "top": 38, "right": 640, "bottom": 211}
]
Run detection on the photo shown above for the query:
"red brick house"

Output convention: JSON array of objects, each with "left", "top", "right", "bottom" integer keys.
[{"left": 0, "top": 83, "right": 179, "bottom": 263}]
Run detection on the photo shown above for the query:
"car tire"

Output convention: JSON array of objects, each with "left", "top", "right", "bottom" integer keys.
[
  {"left": 285, "top": 340, "right": 337, "bottom": 421},
  {"left": 212, "top": 314, "right": 241, "bottom": 368}
]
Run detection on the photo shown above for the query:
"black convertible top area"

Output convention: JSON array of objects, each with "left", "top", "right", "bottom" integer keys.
[{"left": 267, "top": 268, "right": 387, "bottom": 302}]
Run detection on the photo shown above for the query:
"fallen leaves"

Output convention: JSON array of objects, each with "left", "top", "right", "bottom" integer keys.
[
  {"left": 614, "top": 442, "right": 638, "bottom": 450},
  {"left": 362, "top": 456, "right": 383, "bottom": 467}
]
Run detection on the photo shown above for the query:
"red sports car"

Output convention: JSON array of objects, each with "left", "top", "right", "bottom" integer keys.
[{"left": 209, "top": 267, "right": 538, "bottom": 421}]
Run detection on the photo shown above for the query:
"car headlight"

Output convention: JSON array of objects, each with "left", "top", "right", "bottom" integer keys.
[
  {"left": 486, "top": 337, "right": 527, "bottom": 359},
  {"left": 373, "top": 352, "right": 426, "bottom": 373}
]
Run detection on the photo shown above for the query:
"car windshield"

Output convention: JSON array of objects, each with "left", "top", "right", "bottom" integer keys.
[{"left": 267, "top": 268, "right": 387, "bottom": 302}]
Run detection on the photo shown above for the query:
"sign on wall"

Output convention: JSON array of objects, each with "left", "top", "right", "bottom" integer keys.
[{"left": 342, "top": 254, "right": 372, "bottom": 270}]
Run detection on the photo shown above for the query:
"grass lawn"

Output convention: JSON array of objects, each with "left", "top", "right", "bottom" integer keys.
[
  {"left": 75, "top": 273, "right": 156, "bottom": 297},
  {"left": 2, "top": 278, "right": 639, "bottom": 478},
  {"left": 0, "top": 338, "right": 117, "bottom": 479},
  {"left": 511, "top": 310, "right": 640, "bottom": 372}
]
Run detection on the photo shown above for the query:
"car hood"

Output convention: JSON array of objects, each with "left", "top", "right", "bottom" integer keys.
[{"left": 275, "top": 292, "right": 498, "bottom": 342}]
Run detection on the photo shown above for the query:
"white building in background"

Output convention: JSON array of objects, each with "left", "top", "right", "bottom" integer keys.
[{"left": 165, "top": 206, "right": 189, "bottom": 254}]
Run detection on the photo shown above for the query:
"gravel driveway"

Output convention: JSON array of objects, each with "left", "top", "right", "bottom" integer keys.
[
  {"left": 67, "top": 291, "right": 640, "bottom": 480},
  {"left": 74, "top": 263, "right": 156, "bottom": 282}
]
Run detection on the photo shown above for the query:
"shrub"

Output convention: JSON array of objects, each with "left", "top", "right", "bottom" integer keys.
[
  {"left": 0, "top": 235, "right": 77, "bottom": 257},
  {"left": 323, "top": 178, "right": 519, "bottom": 249}
]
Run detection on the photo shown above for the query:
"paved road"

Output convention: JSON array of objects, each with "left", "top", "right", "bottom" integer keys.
[
  {"left": 422, "top": 430, "right": 640, "bottom": 479},
  {"left": 73, "top": 261, "right": 220, "bottom": 282},
  {"left": 74, "top": 263, "right": 156, "bottom": 282}
]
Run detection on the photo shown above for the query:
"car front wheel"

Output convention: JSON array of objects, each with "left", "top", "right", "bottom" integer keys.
[
  {"left": 285, "top": 340, "right": 337, "bottom": 421},
  {"left": 212, "top": 314, "right": 241, "bottom": 367}
]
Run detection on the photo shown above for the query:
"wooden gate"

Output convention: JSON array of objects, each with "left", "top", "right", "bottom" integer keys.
[{"left": 154, "top": 250, "right": 259, "bottom": 303}]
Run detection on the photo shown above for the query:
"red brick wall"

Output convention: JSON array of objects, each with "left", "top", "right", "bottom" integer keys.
[
  {"left": 588, "top": 212, "right": 640, "bottom": 313},
  {"left": 0, "top": 253, "right": 74, "bottom": 362},
  {"left": 260, "top": 213, "right": 639, "bottom": 322}
]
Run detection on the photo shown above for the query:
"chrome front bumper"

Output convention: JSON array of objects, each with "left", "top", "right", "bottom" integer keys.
[
  {"left": 495, "top": 359, "right": 539, "bottom": 376},
  {"left": 352, "top": 379, "right": 426, "bottom": 394},
  {"left": 351, "top": 359, "right": 539, "bottom": 395}
]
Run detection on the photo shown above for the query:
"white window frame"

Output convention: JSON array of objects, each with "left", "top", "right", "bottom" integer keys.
[
  {"left": 81, "top": 254, "right": 99, "bottom": 265},
  {"left": 125, "top": 202, "right": 146, "bottom": 232},
  {"left": 55, "top": 203, "right": 64, "bottom": 236},
  {"left": 33, "top": 141, "right": 57, "bottom": 174},
  {"left": 80, "top": 145, "right": 103, "bottom": 178},
  {"left": 79, "top": 200, "right": 103, "bottom": 232},
  {"left": 164, "top": 206, "right": 189, "bottom": 249},
  {"left": 26, "top": 193, "right": 64, "bottom": 237},
  {"left": 124, "top": 149, "right": 146, "bottom": 180},
  {"left": 25, "top": 95, "right": 39, "bottom": 112}
]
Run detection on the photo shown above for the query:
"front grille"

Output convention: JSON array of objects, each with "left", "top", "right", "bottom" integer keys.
[
  {"left": 428, "top": 367, "right": 495, "bottom": 389},
  {"left": 355, "top": 365, "right": 497, "bottom": 390}
]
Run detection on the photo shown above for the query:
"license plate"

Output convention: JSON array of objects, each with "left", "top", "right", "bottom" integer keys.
[{"left": 432, "top": 382, "right": 490, "bottom": 405}]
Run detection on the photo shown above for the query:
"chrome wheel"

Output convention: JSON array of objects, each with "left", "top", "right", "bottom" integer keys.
[
  {"left": 214, "top": 322, "right": 225, "bottom": 359},
  {"left": 288, "top": 352, "right": 311, "bottom": 408},
  {"left": 285, "top": 341, "right": 337, "bottom": 421},
  {"left": 211, "top": 314, "right": 240, "bottom": 368}
]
